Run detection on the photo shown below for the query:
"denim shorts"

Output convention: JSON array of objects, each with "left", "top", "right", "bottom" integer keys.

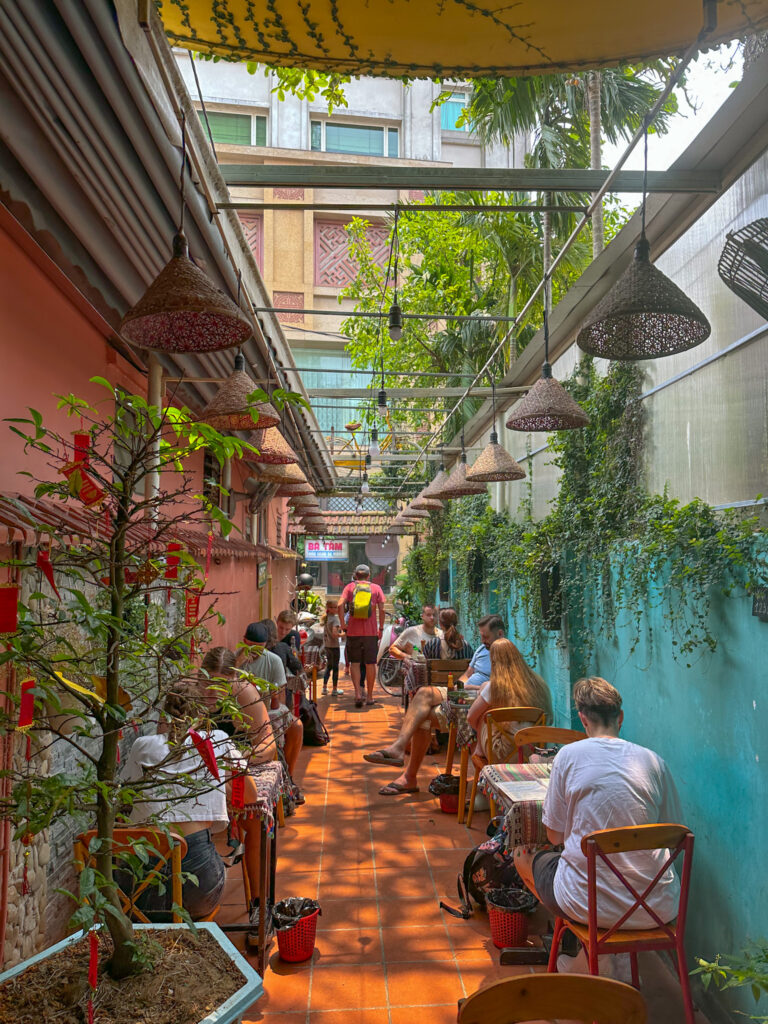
[
  {"left": 121, "top": 827, "right": 226, "bottom": 921},
  {"left": 532, "top": 849, "right": 568, "bottom": 919}
]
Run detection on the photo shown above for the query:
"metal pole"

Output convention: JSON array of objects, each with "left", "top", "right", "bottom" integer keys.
[{"left": 145, "top": 353, "right": 163, "bottom": 521}]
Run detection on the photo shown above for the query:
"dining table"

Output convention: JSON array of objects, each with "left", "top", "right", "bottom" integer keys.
[
  {"left": 478, "top": 762, "right": 552, "bottom": 848},
  {"left": 222, "top": 759, "right": 290, "bottom": 975}
]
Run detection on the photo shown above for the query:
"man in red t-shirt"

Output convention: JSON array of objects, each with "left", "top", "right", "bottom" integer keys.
[{"left": 340, "top": 564, "right": 386, "bottom": 707}]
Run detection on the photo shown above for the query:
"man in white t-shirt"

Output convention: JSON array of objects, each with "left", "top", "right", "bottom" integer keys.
[
  {"left": 388, "top": 604, "right": 442, "bottom": 658},
  {"left": 514, "top": 677, "right": 683, "bottom": 931}
]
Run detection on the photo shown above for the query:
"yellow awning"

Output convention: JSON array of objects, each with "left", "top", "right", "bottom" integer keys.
[{"left": 158, "top": 0, "right": 768, "bottom": 78}]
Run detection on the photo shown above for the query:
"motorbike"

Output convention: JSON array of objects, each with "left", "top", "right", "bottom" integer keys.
[{"left": 376, "top": 616, "right": 415, "bottom": 696}]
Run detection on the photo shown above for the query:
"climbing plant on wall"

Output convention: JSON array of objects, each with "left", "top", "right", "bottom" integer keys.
[{"left": 397, "top": 357, "right": 767, "bottom": 663}]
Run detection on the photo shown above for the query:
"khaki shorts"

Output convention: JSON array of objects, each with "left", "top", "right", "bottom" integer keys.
[{"left": 429, "top": 687, "right": 449, "bottom": 731}]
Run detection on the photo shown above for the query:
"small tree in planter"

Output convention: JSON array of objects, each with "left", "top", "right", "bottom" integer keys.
[{"left": 0, "top": 377, "right": 294, "bottom": 980}]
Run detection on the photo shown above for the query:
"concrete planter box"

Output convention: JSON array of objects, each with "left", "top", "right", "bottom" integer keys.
[{"left": 0, "top": 922, "right": 263, "bottom": 1024}]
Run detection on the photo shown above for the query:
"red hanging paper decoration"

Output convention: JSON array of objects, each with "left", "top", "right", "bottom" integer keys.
[
  {"left": 17, "top": 678, "right": 35, "bottom": 732},
  {"left": 87, "top": 928, "right": 98, "bottom": 1024},
  {"left": 230, "top": 772, "right": 245, "bottom": 809},
  {"left": 164, "top": 542, "right": 182, "bottom": 581},
  {"left": 35, "top": 548, "right": 61, "bottom": 601},
  {"left": 184, "top": 588, "right": 201, "bottom": 628},
  {"left": 0, "top": 584, "right": 20, "bottom": 634},
  {"left": 188, "top": 729, "right": 220, "bottom": 780},
  {"left": 73, "top": 431, "right": 91, "bottom": 467},
  {"left": 59, "top": 461, "right": 105, "bottom": 509}
]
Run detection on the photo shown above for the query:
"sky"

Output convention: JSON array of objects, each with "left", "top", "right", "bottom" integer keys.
[{"left": 603, "top": 43, "right": 744, "bottom": 172}]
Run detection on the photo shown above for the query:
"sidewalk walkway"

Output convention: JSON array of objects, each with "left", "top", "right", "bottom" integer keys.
[{"left": 218, "top": 687, "right": 708, "bottom": 1024}]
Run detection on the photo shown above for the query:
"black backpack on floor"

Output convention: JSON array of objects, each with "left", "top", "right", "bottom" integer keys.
[
  {"left": 440, "top": 826, "right": 525, "bottom": 919},
  {"left": 298, "top": 694, "right": 330, "bottom": 746}
]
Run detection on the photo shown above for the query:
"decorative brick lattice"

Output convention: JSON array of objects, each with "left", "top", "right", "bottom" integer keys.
[
  {"left": 315, "top": 220, "right": 389, "bottom": 287},
  {"left": 274, "top": 187, "right": 305, "bottom": 201},
  {"left": 409, "top": 190, "right": 426, "bottom": 201},
  {"left": 273, "top": 291, "right": 304, "bottom": 323},
  {"left": 239, "top": 213, "right": 263, "bottom": 270}
]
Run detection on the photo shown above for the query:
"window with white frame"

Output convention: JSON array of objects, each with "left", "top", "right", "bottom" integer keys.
[
  {"left": 311, "top": 120, "right": 399, "bottom": 158},
  {"left": 440, "top": 91, "right": 469, "bottom": 132},
  {"left": 197, "top": 110, "right": 267, "bottom": 147}
]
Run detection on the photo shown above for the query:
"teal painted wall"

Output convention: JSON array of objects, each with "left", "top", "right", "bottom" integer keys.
[{"left": 458, "top": 556, "right": 768, "bottom": 1022}]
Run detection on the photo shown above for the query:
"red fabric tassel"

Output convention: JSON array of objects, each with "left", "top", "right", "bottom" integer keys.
[
  {"left": 35, "top": 549, "right": 62, "bottom": 601},
  {"left": 116, "top": 729, "right": 123, "bottom": 764},
  {"left": 88, "top": 1001, "right": 94, "bottom": 1024},
  {"left": 21, "top": 856, "right": 30, "bottom": 896},
  {"left": 188, "top": 729, "right": 220, "bottom": 780},
  {"left": 204, "top": 532, "right": 213, "bottom": 579}
]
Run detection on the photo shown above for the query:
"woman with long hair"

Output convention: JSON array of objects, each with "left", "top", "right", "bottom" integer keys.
[
  {"left": 466, "top": 638, "right": 552, "bottom": 762},
  {"left": 423, "top": 608, "right": 474, "bottom": 660}
]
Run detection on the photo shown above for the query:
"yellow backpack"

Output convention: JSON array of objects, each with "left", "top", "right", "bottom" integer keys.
[{"left": 351, "top": 582, "right": 373, "bottom": 619}]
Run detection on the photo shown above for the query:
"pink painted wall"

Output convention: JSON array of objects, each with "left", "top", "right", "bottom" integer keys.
[
  {"left": 0, "top": 222, "right": 298, "bottom": 652},
  {"left": 0, "top": 223, "right": 145, "bottom": 492}
]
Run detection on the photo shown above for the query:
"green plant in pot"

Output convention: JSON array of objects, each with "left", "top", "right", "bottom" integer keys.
[{"left": 0, "top": 378, "right": 299, "bottom": 1004}]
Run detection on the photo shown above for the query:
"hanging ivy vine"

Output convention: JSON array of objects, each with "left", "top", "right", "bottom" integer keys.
[{"left": 397, "top": 357, "right": 767, "bottom": 664}]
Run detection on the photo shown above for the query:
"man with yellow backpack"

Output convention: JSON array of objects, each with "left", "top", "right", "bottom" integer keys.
[{"left": 339, "top": 564, "right": 387, "bottom": 708}]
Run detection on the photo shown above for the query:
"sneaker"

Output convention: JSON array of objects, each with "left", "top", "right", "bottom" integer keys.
[
  {"left": 332, "top": 687, "right": 344, "bottom": 696},
  {"left": 292, "top": 785, "right": 306, "bottom": 806},
  {"left": 322, "top": 685, "right": 328, "bottom": 695}
]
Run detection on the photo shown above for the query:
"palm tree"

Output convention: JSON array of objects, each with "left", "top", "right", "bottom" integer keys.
[{"left": 468, "top": 66, "right": 678, "bottom": 259}]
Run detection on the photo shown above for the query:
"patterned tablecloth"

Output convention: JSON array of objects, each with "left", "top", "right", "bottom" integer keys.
[
  {"left": 439, "top": 694, "right": 478, "bottom": 750},
  {"left": 404, "top": 658, "right": 428, "bottom": 696},
  {"left": 229, "top": 760, "right": 290, "bottom": 832},
  {"left": 479, "top": 763, "right": 552, "bottom": 848}
]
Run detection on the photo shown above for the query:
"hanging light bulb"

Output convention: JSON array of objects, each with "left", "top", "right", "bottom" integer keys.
[
  {"left": 388, "top": 299, "right": 403, "bottom": 340},
  {"left": 369, "top": 427, "right": 381, "bottom": 458}
]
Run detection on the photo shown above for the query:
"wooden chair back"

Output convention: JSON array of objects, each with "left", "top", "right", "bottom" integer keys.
[
  {"left": 458, "top": 973, "right": 647, "bottom": 1024},
  {"left": 583, "top": 824, "right": 694, "bottom": 945},
  {"left": 426, "top": 658, "right": 470, "bottom": 690},
  {"left": 513, "top": 725, "right": 586, "bottom": 762},
  {"left": 485, "top": 706, "right": 546, "bottom": 764},
  {"left": 74, "top": 826, "right": 187, "bottom": 925}
]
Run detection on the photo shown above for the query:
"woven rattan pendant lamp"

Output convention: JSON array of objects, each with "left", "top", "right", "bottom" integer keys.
[
  {"left": 577, "top": 125, "right": 711, "bottom": 360},
  {"left": 422, "top": 450, "right": 449, "bottom": 498},
  {"left": 467, "top": 380, "right": 526, "bottom": 482},
  {"left": 198, "top": 352, "right": 280, "bottom": 430},
  {"left": 276, "top": 483, "right": 314, "bottom": 497},
  {"left": 432, "top": 433, "right": 488, "bottom": 499},
  {"left": 247, "top": 426, "right": 299, "bottom": 465},
  {"left": 506, "top": 305, "right": 589, "bottom": 432},
  {"left": 120, "top": 114, "right": 251, "bottom": 354},
  {"left": 410, "top": 488, "right": 444, "bottom": 511}
]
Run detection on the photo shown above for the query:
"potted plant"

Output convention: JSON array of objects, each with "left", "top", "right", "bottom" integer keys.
[{"left": 0, "top": 377, "right": 298, "bottom": 1020}]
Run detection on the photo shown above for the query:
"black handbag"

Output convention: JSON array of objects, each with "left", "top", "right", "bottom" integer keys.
[{"left": 297, "top": 694, "right": 330, "bottom": 746}]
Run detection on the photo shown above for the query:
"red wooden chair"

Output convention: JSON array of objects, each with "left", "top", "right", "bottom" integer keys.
[
  {"left": 513, "top": 725, "right": 586, "bottom": 763},
  {"left": 458, "top": 973, "right": 647, "bottom": 1023},
  {"left": 547, "top": 823, "right": 695, "bottom": 1024}
]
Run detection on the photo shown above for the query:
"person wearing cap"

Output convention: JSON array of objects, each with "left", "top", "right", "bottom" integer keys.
[
  {"left": 238, "top": 622, "right": 305, "bottom": 804},
  {"left": 339, "top": 565, "right": 386, "bottom": 708}
]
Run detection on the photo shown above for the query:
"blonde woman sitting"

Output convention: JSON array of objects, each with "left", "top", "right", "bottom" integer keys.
[{"left": 466, "top": 638, "right": 552, "bottom": 766}]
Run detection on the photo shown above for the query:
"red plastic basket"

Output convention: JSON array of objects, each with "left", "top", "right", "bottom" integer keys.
[
  {"left": 439, "top": 792, "right": 460, "bottom": 814},
  {"left": 487, "top": 903, "right": 529, "bottom": 949},
  {"left": 276, "top": 908, "right": 320, "bottom": 962}
]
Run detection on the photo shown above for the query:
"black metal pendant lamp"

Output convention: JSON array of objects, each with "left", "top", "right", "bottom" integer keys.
[{"left": 577, "top": 124, "right": 711, "bottom": 360}]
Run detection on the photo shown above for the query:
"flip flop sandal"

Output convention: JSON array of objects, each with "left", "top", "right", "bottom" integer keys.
[
  {"left": 364, "top": 750, "right": 405, "bottom": 767},
  {"left": 378, "top": 782, "right": 420, "bottom": 796}
]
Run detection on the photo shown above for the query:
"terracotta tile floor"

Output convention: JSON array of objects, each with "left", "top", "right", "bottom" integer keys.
[{"left": 219, "top": 687, "right": 709, "bottom": 1024}]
